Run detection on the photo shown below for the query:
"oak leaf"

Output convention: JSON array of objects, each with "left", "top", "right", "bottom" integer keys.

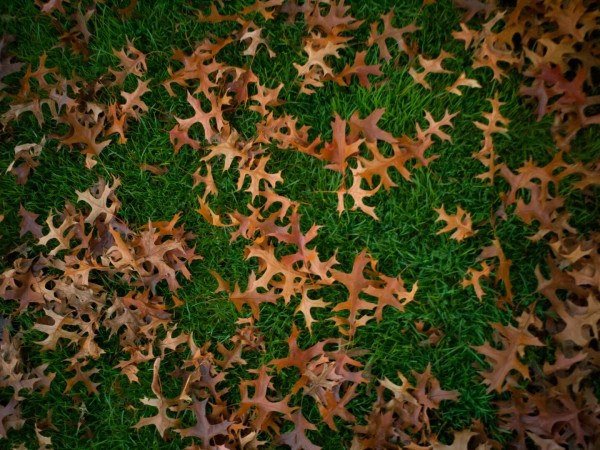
[
  {"left": 269, "top": 325, "right": 328, "bottom": 373},
  {"left": 445, "top": 72, "right": 481, "bottom": 95},
  {"left": 120, "top": 78, "right": 151, "bottom": 119},
  {"left": 192, "top": 162, "right": 217, "bottom": 199},
  {"left": 306, "top": 0, "right": 363, "bottom": 34},
  {"left": 0, "top": 35, "right": 23, "bottom": 91},
  {"left": 472, "top": 95, "right": 509, "bottom": 184},
  {"left": 335, "top": 51, "right": 382, "bottom": 88},
  {"left": 134, "top": 220, "right": 200, "bottom": 293},
  {"left": 0, "top": 328, "right": 56, "bottom": 399},
  {"left": 237, "top": 155, "right": 283, "bottom": 200},
  {"left": 454, "top": 0, "right": 495, "bottom": 22},
  {"left": 59, "top": 112, "right": 111, "bottom": 169},
  {"left": 228, "top": 272, "right": 279, "bottom": 319},
  {"left": 552, "top": 294, "right": 600, "bottom": 347},
  {"left": 245, "top": 242, "right": 306, "bottom": 302},
  {"left": 412, "top": 364, "right": 459, "bottom": 419},
  {"left": 76, "top": 177, "right": 121, "bottom": 224},
  {"left": 462, "top": 261, "right": 492, "bottom": 301},
  {"left": 363, "top": 274, "right": 417, "bottom": 323},
  {"left": 197, "top": 3, "right": 238, "bottom": 23},
  {"left": 434, "top": 205, "right": 476, "bottom": 241},
  {"left": 109, "top": 38, "right": 147, "bottom": 87},
  {"left": 239, "top": 0, "right": 283, "bottom": 21},
  {"left": 19, "top": 205, "right": 43, "bottom": 238},
  {"left": 236, "top": 366, "right": 296, "bottom": 432},
  {"left": 197, "top": 196, "right": 226, "bottom": 227},
  {"left": 348, "top": 108, "right": 395, "bottom": 144},
  {"left": 133, "top": 358, "right": 180, "bottom": 438},
  {"left": 138, "top": 163, "right": 168, "bottom": 176},
  {"left": 173, "top": 91, "right": 226, "bottom": 144},
  {"left": 473, "top": 323, "right": 544, "bottom": 393},
  {"left": 201, "top": 127, "right": 251, "bottom": 171},
  {"left": 177, "top": 398, "right": 232, "bottom": 446},
  {"left": 7, "top": 137, "right": 46, "bottom": 184},
  {"left": 409, "top": 50, "right": 454, "bottom": 90},
  {"left": 330, "top": 250, "right": 379, "bottom": 338},
  {"left": 320, "top": 114, "right": 363, "bottom": 174},
  {"left": 368, "top": 11, "right": 420, "bottom": 61},
  {"left": 417, "top": 109, "right": 458, "bottom": 144},
  {"left": 337, "top": 169, "right": 381, "bottom": 220},
  {"left": 249, "top": 82, "right": 283, "bottom": 116},
  {"left": 432, "top": 430, "right": 477, "bottom": 450},
  {"left": 64, "top": 360, "right": 100, "bottom": 395},
  {"left": 239, "top": 24, "right": 275, "bottom": 57},
  {"left": 276, "top": 410, "right": 319, "bottom": 450},
  {"left": 0, "top": 259, "right": 46, "bottom": 312},
  {"left": 318, "top": 383, "right": 358, "bottom": 431},
  {"left": 294, "top": 286, "right": 329, "bottom": 333},
  {"left": 33, "top": 308, "right": 81, "bottom": 351},
  {"left": 0, "top": 399, "right": 24, "bottom": 438},
  {"left": 477, "top": 238, "right": 513, "bottom": 306},
  {"left": 355, "top": 142, "right": 403, "bottom": 190}
]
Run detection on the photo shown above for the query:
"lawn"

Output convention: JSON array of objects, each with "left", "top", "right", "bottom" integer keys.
[{"left": 0, "top": 0, "right": 599, "bottom": 448}]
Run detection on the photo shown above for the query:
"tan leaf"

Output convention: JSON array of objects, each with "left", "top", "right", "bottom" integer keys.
[
  {"left": 434, "top": 205, "right": 476, "bottom": 241},
  {"left": 133, "top": 358, "right": 180, "bottom": 438},
  {"left": 445, "top": 72, "right": 481, "bottom": 95}
]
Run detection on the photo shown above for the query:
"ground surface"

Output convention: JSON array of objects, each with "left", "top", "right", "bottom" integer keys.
[{"left": 0, "top": 0, "right": 599, "bottom": 449}]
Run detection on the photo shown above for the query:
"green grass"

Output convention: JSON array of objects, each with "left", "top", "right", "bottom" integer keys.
[{"left": 1, "top": 0, "right": 599, "bottom": 449}]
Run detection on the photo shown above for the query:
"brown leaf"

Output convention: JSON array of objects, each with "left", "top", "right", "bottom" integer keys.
[
  {"left": 177, "top": 398, "right": 232, "bottom": 445},
  {"left": 76, "top": 177, "right": 121, "bottom": 225},
  {"left": 349, "top": 108, "right": 395, "bottom": 144},
  {"left": 318, "top": 383, "right": 358, "bottom": 431},
  {"left": 64, "top": 360, "right": 100, "bottom": 395},
  {"left": 277, "top": 410, "right": 320, "bottom": 450},
  {"left": 445, "top": 72, "right": 481, "bottom": 95},
  {"left": 269, "top": 325, "right": 328, "bottom": 373},
  {"left": 19, "top": 205, "right": 43, "bottom": 239},
  {"left": 173, "top": 91, "right": 226, "bottom": 144},
  {"left": 197, "top": 3, "right": 238, "bottom": 23},
  {"left": 409, "top": 50, "right": 454, "bottom": 89},
  {"left": 138, "top": 163, "right": 168, "bottom": 176},
  {"left": 236, "top": 366, "right": 296, "bottom": 432},
  {"left": 364, "top": 274, "right": 417, "bottom": 323},
  {"left": 368, "top": 11, "right": 420, "bottom": 61},
  {"left": 294, "top": 286, "right": 329, "bottom": 333},
  {"left": 432, "top": 430, "right": 477, "bottom": 450},
  {"left": 7, "top": 137, "right": 46, "bottom": 184},
  {"left": 228, "top": 272, "right": 279, "bottom": 319},
  {"left": 35, "top": 423, "right": 53, "bottom": 450},
  {"left": 434, "top": 205, "right": 476, "bottom": 241},
  {"left": 34, "top": 308, "right": 81, "bottom": 351},
  {"left": 337, "top": 170, "right": 381, "bottom": 220},
  {"left": 133, "top": 358, "right": 180, "bottom": 438},
  {"left": 249, "top": 82, "right": 284, "bottom": 116},
  {"left": 59, "top": 112, "right": 111, "bottom": 169},
  {"left": 36, "top": 0, "right": 70, "bottom": 15},
  {"left": 335, "top": 51, "right": 382, "bottom": 88},
  {"left": 319, "top": 114, "right": 363, "bottom": 174},
  {"left": 330, "top": 250, "right": 379, "bottom": 337},
  {"left": 239, "top": 23, "right": 275, "bottom": 58},
  {"left": 0, "top": 35, "right": 24, "bottom": 91},
  {"left": 477, "top": 238, "right": 513, "bottom": 305},
  {"left": 109, "top": 38, "right": 146, "bottom": 86},
  {"left": 120, "top": 78, "right": 151, "bottom": 119},
  {"left": 473, "top": 323, "right": 544, "bottom": 393},
  {"left": 462, "top": 261, "right": 493, "bottom": 301},
  {"left": 237, "top": 155, "right": 283, "bottom": 200}
]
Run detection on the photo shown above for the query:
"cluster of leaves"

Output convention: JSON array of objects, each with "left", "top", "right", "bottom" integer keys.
[
  {"left": 0, "top": 0, "right": 599, "bottom": 448},
  {"left": 1, "top": 24, "right": 149, "bottom": 173}
]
